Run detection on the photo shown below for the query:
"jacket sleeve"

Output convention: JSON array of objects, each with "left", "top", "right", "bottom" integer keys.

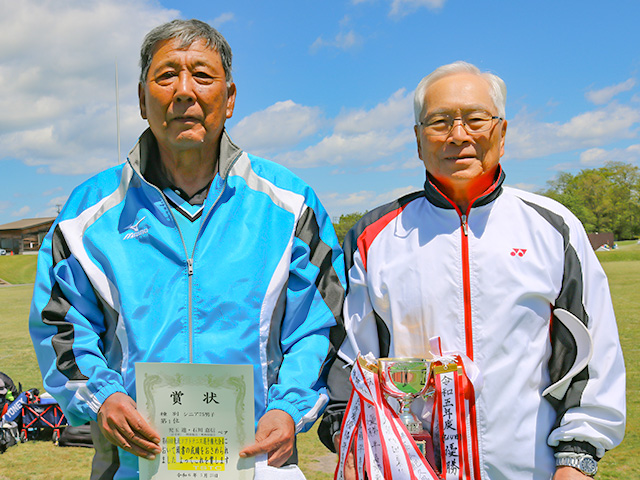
[
  {"left": 264, "top": 192, "right": 347, "bottom": 434},
  {"left": 29, "top": 222, "right": 128, "bottom": 426},
  {"left": 317, "top": 222, "right": 387, "bottom": 452},
  {"left": 546, "top": 214, "right": 626, "bottom": 459}
]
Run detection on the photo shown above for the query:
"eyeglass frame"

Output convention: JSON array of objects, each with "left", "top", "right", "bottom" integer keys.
[{"left": 416, "top": 111, "right": 504, "bottom": 137}]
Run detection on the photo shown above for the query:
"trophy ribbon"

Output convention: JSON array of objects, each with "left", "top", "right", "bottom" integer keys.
[
  {"left": 428, "top": 337, "right": 482, "bottom": 480},
  {"left": 336, "top": 353, "right": 440, "bottom": 480}
]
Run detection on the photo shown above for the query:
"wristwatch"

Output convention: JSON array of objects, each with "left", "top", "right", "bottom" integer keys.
[{"left": 555, "top": 453, "right": 598, "bottom": 477}]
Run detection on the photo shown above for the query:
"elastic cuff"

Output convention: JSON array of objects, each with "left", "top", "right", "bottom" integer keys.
[
  {"left": 90, "top": 383, "right": 129, "bottom": 420},
  {"left": 554, "top": 441, "right": 599, "bottom": 460},
  {"left": 266, "top": 400, "right": 302, "bottom": 427}
]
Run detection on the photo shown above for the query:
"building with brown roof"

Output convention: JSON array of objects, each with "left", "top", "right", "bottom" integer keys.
[{"left": 0, "top": 217, "right": 56, "bottom": 255}]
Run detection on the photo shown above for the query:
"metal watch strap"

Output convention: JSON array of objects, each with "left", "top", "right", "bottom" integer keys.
[{"left": 555, "top": 453, "right": 598, "bottom": 477}]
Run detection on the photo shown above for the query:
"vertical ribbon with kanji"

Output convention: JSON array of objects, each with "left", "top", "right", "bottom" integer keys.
[{"left": 429, "top": 337, "right": 483, "bottom": 480}]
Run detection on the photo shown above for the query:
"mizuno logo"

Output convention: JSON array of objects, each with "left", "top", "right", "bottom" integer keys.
[
  {"left": 127, "top": 216, "right": 146, "bottom": 232},
  {"left": 510, "top": 248, "right": 527, "bottom": 257},
  {"left": 124, "top": 217, "right": 149, "bottom": 240}
]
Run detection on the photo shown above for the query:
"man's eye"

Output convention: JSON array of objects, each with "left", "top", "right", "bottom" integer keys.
[
  {"left": 193, "top": 71, "right": 214, "bottom": 82},
  {"left": 466, "top": 112, "right": 491, "bottom": 123},
  {"left": 156, "top": 72, "right": 177, "bottom": 82},
  {"left": 428, "top": 117, "right": 449, "bottom": 127}
]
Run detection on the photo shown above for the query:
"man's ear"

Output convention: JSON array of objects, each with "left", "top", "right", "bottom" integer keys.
[
  {"left": 499, "top": 119, "right": 507, "bottom": 158},
  {"left": 225, "top": 82, "right": 237, "bottom": 119},
  {"left": 138, "top": 83, "right": 147, "bottom": 120},
  {"left": 414, "top": 125, "right": 423, "bottom": 160}
]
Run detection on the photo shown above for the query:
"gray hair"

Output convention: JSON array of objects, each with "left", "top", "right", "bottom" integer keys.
[
  {"left": 139, "top": 19, "right": 233, "bottom": 84},
  {"left": 413, "top": 61, "right": 506, "bottom": 123}
]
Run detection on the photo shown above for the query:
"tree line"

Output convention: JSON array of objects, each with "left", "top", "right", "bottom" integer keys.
[
  {"left": 332, "top": 161, "right": 640, "bottom": 243},
  {"left": 540, "top": 161, "right": 640, "bottom": 240}
]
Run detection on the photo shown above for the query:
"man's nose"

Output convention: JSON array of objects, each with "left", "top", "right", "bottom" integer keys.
[
  {"left": 447, "top": 118, "right": 471, "bottom": 144},
  {"left": 175, "top": 71, "right": 196, "bottom": 102}
]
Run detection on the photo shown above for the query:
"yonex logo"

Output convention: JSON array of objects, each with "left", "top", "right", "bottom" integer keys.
[
  {"left": 510, "top": 248, "right": 527, "bottom": 257},
  {"left": 124, "top": 217, "right": 149, "bottom": 240}
]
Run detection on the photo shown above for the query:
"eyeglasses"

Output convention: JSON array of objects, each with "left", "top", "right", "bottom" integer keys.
[{"left": 417, "top": 110, "right": 503, "bottom": 136}]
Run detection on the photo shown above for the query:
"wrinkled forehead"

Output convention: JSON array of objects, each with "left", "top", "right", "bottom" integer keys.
[
  {"left": 150, "top": 37, "right": 218, "bottom": 61},
  {"left": 424, "top": 73, "right": 496, "bottom": 115}
]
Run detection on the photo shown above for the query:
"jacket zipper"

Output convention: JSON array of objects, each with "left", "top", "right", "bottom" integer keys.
[
  {"left": 136, "top": 172, "right": 225, "bottom": 364},
  {"left": 142, "top": 182, "right": 193, "bottom": 361},
  {"left": 186, "top": 182, "right": 227, "bottom": 362},
  {"left": 187, "top": 257, "right": 194, "bottom": 361},
  {"left": 460, "top": 213, "right": 473, "bottom": 360},
  {"left": 460, "top": 210, "right": 483, "bottom": 480}
]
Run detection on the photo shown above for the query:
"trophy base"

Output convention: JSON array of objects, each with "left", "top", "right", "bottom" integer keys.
[{"left": 412, "top": 431, "right": 436, "bottom": 469}]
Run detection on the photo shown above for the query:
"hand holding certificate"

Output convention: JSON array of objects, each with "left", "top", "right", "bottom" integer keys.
[
  {"left": 239, "top": 409, "right": 295, "bottom": 467},
  {"left": 135, "top": 362, "right": 255, "bottom": 480},
  {"left": 97, "top": 392, "right": 161, "bottom": 460}
]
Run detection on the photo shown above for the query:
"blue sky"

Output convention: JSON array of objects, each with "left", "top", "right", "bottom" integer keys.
[{"left": 2, "top": 0, "right": 640, "bottom": 225}]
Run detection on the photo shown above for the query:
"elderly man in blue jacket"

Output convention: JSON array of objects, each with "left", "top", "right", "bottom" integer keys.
[{"left": 30, "top": 19, "right": 345, "bottom": 480}]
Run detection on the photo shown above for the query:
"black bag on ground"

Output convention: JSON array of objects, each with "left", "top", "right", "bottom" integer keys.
[
  {"left": 58, "top": 423, "right": 93, "bottom": 448},
  {"left": 0, "top": 421, "right": 19, "bottom": 453}
]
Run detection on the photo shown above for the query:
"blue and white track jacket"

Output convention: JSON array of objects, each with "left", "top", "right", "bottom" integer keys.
[{"left": 29, "top": 129, "right": 346, "bottom": 475}]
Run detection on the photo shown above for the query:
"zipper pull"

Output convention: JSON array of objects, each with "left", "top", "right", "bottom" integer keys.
[
  {"left": 187, "top": 258, "right": 194, "bottom": 276},
  {"left": 461, "top": 215, "right": 469, "bottom": 236}
]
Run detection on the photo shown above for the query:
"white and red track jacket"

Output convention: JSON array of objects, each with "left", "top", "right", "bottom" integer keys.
[{"left": 322, "top": 168, "right": 625, "bottom": 480}]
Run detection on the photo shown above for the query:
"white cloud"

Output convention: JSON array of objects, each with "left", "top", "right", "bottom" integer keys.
[
  {"left": 370, "top": 157, "right": 421, "bottom": 172},
  {"left": 12, "top": 206, "right": 31, "bottom": 218},
  {"left": 579, "top": 144, "right": 640, "bottom": 166},
  {"left": 334, "top": 88, "right": 413, "bottom": 134},
  {"left": 586, "top": 78, "right": 636, "bottom": 105},
  {"left": 229, "top": 100, "right": 323, "bottom": 155},
  {"left": 273, "top": 89, "right": 415, "bottom": 168},
  {"left": 506, "top": 103, "right": 640, "bottom": 160},
  {"left": 0, "top": 0, "right": 177, "bottom": 174},
  {"left": 507, "top": 183, "right": 538, "bottom": 192},
  {"left": 0, "top": 201, "right": 11, "bottom": 213},
  {"left": 42, "top": 187, "right": 64, "bottom": 197},
  {"left": 311, "top": 30, "right": 363, "bottom": 52},
  {"left": 276, "top": 130, "right": 414, "bottom": 168},
  {"left": 389, "top": 0, "right": 447, "bottom": 16},
  {"left": 351, "top": 0, "right": 447, "bottom": 15},
  {"left": 557, "top": 105, "right": 640, "bottom": 140},
  {"left": 321, "top": 184, "right": 421, "bottom": 217},
  {"left": 48, "top": 195, "right": 70, "bottom": 208},
  {"left": 211, "top": 12, "right": 235, "bottom": 28},
  {"left": 578, "top": 148, "right": 608, "bottom": 166},
  {"left": 545, "top": 144, "right": 640, "bottom": 173}
]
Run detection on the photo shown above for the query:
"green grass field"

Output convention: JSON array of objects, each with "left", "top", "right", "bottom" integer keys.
[
  {"left": 0, "top": 255, "right": 38, "bottom": 285},
  {"left": 1, "top": 252, "right": 637, "bottom": 479}
]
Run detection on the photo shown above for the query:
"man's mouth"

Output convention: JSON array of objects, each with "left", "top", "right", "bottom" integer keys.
[
  {"left": 445, "top": 155, "right": 476, "bottom": 160},
  {"left": 172, "top": 116, "right": 200, "bottom": 123}
]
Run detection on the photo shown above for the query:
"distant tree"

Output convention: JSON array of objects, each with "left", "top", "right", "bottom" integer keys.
[
  {"left": 333, "top": 212, "right": 365, "bottom": 244},
  {"left": 540, "top": 161, "right": 640, "bottom": 240}
]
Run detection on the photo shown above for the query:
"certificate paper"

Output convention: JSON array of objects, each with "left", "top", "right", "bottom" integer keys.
[{"left": 135, "top": 362, "right": 255, "bottom": 480}]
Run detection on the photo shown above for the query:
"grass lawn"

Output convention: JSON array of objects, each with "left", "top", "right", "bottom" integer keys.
[
  {"left": 0, "top": 255, "right": 38, "bottom": 285},
  {"left": 1, "top": 254, "right": 637, "bottom": 478}
]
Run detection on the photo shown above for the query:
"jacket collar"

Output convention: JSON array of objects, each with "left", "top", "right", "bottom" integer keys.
[
  {"left": 126, "top": 127, "right": 243, "bottom": 181},
  {"left": 423, "top": 165, "right": 506, "bottom": 211}
]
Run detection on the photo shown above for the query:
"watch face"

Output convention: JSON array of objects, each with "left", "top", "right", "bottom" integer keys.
[{"left": 579, "top": 457, "right": 598, "bottom": 476}]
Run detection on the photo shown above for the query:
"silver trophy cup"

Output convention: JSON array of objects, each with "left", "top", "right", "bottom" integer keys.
[{"left": 377, "top": 357, "right": 433, "bottom": 435}]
